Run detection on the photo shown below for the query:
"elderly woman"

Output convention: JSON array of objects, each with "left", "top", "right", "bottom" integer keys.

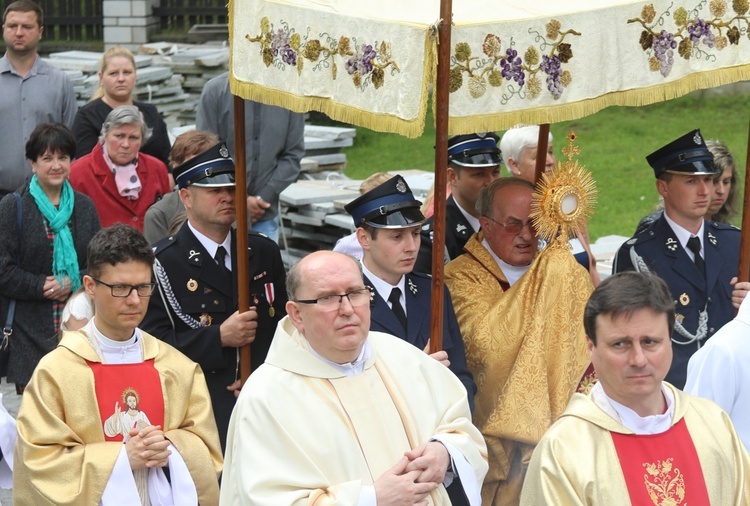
[
  {"left": 69, "top": 105, "right": 171, "bottom": 231},
  {"left": 72, "top": 46, "right": 171, "bottom": 166},
  {"left": 0, "top": 123, "right": 100, "bottom": 393}
]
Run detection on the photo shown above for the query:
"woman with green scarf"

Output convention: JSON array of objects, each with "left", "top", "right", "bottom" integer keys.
[{"left": 0, "top": 124, "right": 101, "bottom": 394}]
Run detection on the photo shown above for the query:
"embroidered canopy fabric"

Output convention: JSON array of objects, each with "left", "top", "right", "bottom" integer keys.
[{"left": 230, "top": 0, "right": 750, "bottom": 138}]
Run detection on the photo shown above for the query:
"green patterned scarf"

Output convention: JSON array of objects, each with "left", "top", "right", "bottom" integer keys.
[{"left": 28, "top": 175, "right": 81, "bottom": 291}]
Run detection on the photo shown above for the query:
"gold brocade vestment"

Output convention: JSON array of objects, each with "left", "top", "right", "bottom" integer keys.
[
  {"left": 521, "top": 384, "right": 750, "bottom": 505},
  {"left": 14, "top": 329, "right": 222, "bottom": 505},
  {"left": 445, "top": 231, "right": 592, "bottom": 505}
]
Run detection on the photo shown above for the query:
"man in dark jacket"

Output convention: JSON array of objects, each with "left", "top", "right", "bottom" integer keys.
[{"left": 141, "top": 142, "right": 286, "bottom": 450}]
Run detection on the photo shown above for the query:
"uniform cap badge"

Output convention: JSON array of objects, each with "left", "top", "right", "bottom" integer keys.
[{"left": 395, "top": 178, "right": 407, "bottom": 193}]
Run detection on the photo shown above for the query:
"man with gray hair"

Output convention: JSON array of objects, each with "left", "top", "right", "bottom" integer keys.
[
  {"left": 445, "top": 177, "right": 592, "bottom": 505},
  {"left": 220, "top": 250, "right": 488, "bottom": 505},
  {"left": 0, "top": 0, "right": 76, "bottom": 196},
  {"left": 522, "top": 271, "right": 750, "bottom": 505}
]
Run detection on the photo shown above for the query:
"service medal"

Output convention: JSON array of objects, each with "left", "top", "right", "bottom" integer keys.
[
  {"left": 187, "top": 279, "right": 198, "bottom": 292},
  {"left": 675, "top": 313, "right": 685, "bottom": 325},
  {"left": 679, "top": 293, "right": 690, "bottom": 306},
  {"left": 199, "top": 313, "right": 212, "bottom": 327},
  {"left": 265, "top": 283, "right": 276, "bottom": 317}
]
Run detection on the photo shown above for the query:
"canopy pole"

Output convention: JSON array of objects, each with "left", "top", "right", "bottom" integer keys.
[
  {"left": 737, "top": 115, "right": 750, "bottom": 286},
  {"left": 429, "top": 0, "right": 453, "bottom": 354},
  {"left": 233, "top": 95, "right": 252, "bottom": 383},
  {"left": 534, "top": 124, "right": 550, "bottom": 183}
]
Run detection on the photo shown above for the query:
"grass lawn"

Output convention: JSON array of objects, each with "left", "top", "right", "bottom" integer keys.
[{"left": 338, "top": 90, "right": 750, "bottom": 241}]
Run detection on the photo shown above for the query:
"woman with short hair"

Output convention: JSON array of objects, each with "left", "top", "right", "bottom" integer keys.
[
  {"left": 0, "top": 123, "right": 100, "bottom": 393},
  {"left": 69, "top": 105, "right": 171, "bottom": 231}
]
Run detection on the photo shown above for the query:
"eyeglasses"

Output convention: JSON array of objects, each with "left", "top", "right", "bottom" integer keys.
[
  {"left": 486, "top": 217, "right": 534, "bottom": 234},
  {"left": 92, "top": 277, "right": 156, "bottom": 298},
  {"left": 295, "top": 288, "right": 371, "bottom": 311}
]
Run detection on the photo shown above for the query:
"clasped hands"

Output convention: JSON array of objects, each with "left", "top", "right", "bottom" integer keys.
[
  {"left": 125, "top": 425, "right": 171, "bottom": 470},
  {"left": 374, "top": 441, "right": 450, "bottom": 506}
]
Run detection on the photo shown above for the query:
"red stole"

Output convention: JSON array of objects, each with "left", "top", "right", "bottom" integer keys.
[
  {"left": 610, "top": 419, "right": 710, "bottom": 506},
  {"left": 89, "top": 360, "right": 165, "bottom": 442}
]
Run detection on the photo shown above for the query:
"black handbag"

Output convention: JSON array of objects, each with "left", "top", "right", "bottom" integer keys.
[{"left": 0, "top": 193, "right": 22, "bottom": 378}]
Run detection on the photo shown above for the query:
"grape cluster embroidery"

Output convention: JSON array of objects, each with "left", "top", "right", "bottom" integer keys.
[
  {"left": 246, "top": 17, "right": 400, "bottom": 91},
  {"left": 629, "top": 0, "right": 750, "bottom": 78},
  {"left": 449, "top": 20, "right": 580, "bottom": 102}
]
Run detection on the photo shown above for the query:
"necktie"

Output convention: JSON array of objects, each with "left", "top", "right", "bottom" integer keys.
[
  {"left": 686, "top": 236, "right": 705, "bottom": 278},
  {"left": 215, "top": 246, "right": 232, "bottom": 280},
  {"left": 388, "top": 287, "right": 407, "bottom": 331}
]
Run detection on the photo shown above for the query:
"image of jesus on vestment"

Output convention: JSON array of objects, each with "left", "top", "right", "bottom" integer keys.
[{"left": 103, "top": 387, "right": 151, "bottom": 441}]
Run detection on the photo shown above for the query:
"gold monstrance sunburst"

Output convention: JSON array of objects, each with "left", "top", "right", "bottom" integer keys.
[{"left": 530, "top": 131, "right": 598, "bottom": 247}]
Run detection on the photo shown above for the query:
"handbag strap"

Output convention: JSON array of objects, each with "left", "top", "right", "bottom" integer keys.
[{"left": 2, "top": 193, "right": 22, "bottom": 347}]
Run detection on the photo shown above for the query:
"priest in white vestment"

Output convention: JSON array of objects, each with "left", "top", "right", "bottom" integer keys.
[
  {"left": 521, "top": 271, "right": 750, "bottom": 505},
  {"left": 685, "top": 290, "right": 750, "bottom": 451},
  {"left": 220, "top": 251, "right": 488, "bottom": 505}
]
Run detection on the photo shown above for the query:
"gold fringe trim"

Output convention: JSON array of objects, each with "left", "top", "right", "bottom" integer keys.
[
  {"left": 228, "top": 0, "right": 750, "bottom": 140},
  {"left": 227, "top": 1, "right": 433, "bottom": 139},
  {"left": 449, "top": 64, "right": 750, "bottom": 135}
]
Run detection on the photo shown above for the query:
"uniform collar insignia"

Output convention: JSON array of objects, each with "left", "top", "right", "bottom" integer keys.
[
  {"left": 188, "top": 249, "right": 202, "bottom": 264},
  {"left": 627, "top": 238, "right": 637, "bottom": 245},
  {"left": 407, "top": 278, "right": 418, "bottom": 296},
  {"left": 456, "top": 223, "right": 467, "bottom": 234},
  {"left": 708, "top": 232, "right": 717, "bottom": 246},
  {"left": 665, "top": 237, "right": 678, "bottom": 252},
  {"left": 366, "top": 284, "right": 375, "bottom": 304}
]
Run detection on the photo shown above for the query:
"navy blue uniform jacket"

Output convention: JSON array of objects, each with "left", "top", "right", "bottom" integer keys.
[
  {"left": 141, "top": 222, "right": 287, "bottom": 449},
  {"left": 364, "top": 272, "right": 476, "bottom": 412},
  {"left": 613, "top": 215, "right": 740, "bottom": 388}
]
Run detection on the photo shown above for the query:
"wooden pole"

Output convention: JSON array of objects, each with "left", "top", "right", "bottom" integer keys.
[
  {"left": 429, "top": 0, "right": 452, "bottom": 354},
  {"left": 534, "top": 124, "right": 550, "bottom": 183},
  {"left": 737, "top": 116, "right": 750, "bottom": 284},
  {"left": 233, "top": 95, "right": 252, "bottom": 383}
]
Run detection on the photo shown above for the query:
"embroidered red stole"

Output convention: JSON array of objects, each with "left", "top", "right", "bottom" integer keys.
[
  {"left": 610, "top": 419, "right": 710, "bottom": 506},
  {"left": 89, "top": 360, "right": 165, "bottom": 442}
]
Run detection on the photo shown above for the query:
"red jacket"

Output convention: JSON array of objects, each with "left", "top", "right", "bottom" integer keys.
[{"left": 70, "top": 144, "right": 171, "bottom": 232}]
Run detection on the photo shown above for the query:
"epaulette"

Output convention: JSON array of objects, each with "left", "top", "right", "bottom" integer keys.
[
  {"left": 409, "top": 270, "right": 431, "bottom": 281},
  {"left": 248, "top": 230, "right": 276, "bottom": 245},
  {"left": 152, "top": 234, "right": 179, "bottom": 254},
  {"left": 624, "top": 226, "right": 658, "bottom": 247},
  {"left": 709, "top": 221, "right": 740, "bottom": 232}
]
